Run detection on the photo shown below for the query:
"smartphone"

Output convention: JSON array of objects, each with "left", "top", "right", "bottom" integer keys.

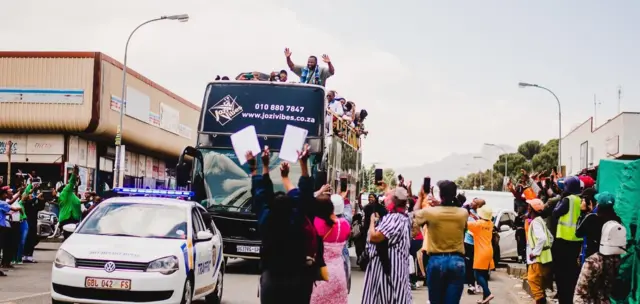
[
  {"left": 340, "top": 178, "right": 348, "bottom": 192},
  {"left": 423, "top": 177, "right": 431, "bottom": 193},
  {"left": 374, "top": 169, "right": 383, "bottom": 183}
]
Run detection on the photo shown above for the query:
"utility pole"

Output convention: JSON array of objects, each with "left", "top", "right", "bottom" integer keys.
[
  {"left": 618, "top": 86, "right": 623, "bottom": 114},
  {"left": 6, "top": 141, "right": 12, "bottom": 186}
]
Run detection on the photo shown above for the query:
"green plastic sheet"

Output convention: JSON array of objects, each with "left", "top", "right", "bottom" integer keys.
[{"left": 599, "top": 159, "right": 640, "bottom": 303}]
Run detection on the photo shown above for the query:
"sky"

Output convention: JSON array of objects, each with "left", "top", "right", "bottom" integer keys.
[{"left": 2, "top": 0, "right": 639, "bottom": 168}]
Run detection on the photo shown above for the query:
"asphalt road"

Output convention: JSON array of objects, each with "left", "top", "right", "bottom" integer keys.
[{"left": 0, "top": 243, "right": 529, "bottom": 304}]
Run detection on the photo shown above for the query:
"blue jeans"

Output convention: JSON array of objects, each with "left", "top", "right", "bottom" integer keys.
[
  {"left": 474, "top": 270, "right": 491, "bottom": 299},
  {"left": 15, "top": 221, "right": 28, "bottom": 262},
  {"left": 50, "top": 204, "right": 60, "bottom": 217},
  {"left": 427, "top": 254, "right": 466, "bottom": 304}
]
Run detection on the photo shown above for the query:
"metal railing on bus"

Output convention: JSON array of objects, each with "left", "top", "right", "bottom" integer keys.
[{"left": 327, "top": 110, "right": 361, "bottom": 150}]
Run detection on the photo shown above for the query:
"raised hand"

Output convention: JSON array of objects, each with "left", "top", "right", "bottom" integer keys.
[
  {"left": 261, "top": 146, "right": 270, "bottom": 166},
  {"left": 246, "top": 151, "right": 257, "bottom": 171},
  {"left": 280, "top": 162, "right": 290, "bottom": 178},
  {"left": 297, "top": 143, "right": 310, "bottom": 162},
  {"left": 322, "top": 54, "right": 331, "bottom": 63},
  {"left": 284, "top": 48, "right": 292, "bottom": 58}
]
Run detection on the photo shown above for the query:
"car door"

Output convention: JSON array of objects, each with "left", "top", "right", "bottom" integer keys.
[
  {"left": 197, "top": 207, "right": 223, "bottom": 282},
  {"left": 191, "top": 208, "right": 215, "bottom": 297},
  {"left": 497, "top": 211, "right": 518, "bottom": 259}
]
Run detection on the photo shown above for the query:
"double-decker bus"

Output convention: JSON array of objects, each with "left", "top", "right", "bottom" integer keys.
[{"left": 176, "top": 80, "right": 362, "bottom": 261}]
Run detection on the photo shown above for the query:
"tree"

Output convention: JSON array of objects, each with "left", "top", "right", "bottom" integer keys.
[
  {"left": 493, "top": 153, "right": 531, "bottom": 179},
  {"left": 383, "top": 169, "right": 397, "bottom": 188},
  {"left": 531, "top": 151, "right": 556, "bottom": 173},
  {"left": 518, "top": 140, "right": 543, "bottom": 160}
]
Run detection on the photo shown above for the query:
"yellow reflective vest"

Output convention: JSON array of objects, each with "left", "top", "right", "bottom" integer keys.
[
  {"left": 527, "top": 217, "right": 553, "bottom": 264},
  {"left": 556, "top": 195, "right": 583, "bottom": 242}
]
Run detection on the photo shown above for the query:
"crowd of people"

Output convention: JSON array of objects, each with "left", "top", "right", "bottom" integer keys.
[
  {"left": 0, "top": 166, "right": 101, "bottom": 277},
  {"left": 248, "top": 144, "right": 629, "bottom": 304}
]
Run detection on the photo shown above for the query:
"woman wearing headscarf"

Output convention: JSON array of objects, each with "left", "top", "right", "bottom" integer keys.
[
  {"left": 310, "top": 195, "right": 351, "bottom": 304},
  {"left": 361, "top": 187, "right": 412, "bottom": 304},
  {"left": 551, "top": 176, "right": 584, "bottom": 304}
]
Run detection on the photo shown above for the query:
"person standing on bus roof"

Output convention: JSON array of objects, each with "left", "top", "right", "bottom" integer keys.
[{"left": 284, "top": 47, "right": 335, "bottom": 86}]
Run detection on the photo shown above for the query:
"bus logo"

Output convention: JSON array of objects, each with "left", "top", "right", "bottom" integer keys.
[{"left": 208, "top": 95, "right": 243, "bottom": 126}]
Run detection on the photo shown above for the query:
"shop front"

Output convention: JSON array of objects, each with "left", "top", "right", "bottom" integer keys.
[{"left": 0, "top": 133, "right": 65, "bottom": 187}]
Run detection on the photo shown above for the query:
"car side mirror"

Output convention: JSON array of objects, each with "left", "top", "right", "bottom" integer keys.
[
  {"left": 196, "top": 230, "right": 213, "bottom": 242},
  {"left": 500, "top": 225, "right": 511, "bottom": 232},
  {"left": 62, "top": 223, "right": 77, "bottom": 233}
]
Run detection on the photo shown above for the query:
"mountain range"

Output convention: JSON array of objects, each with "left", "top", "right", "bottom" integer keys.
[{"left": 394, "top": 144, "right": 516, "bottom": 185}]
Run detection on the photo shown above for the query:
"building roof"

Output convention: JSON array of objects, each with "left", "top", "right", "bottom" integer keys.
[{"left": 0, "top": 51, "right": 200, "bottom": 111}]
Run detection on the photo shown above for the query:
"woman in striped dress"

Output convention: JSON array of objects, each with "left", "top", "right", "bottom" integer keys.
[{"left": 361, "top": 187, "right": 412, "bottom": 304}]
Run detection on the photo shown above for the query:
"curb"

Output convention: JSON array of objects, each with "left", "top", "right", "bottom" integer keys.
[{"left": 40, "top": 237, "right": 64, "bottom": 243}]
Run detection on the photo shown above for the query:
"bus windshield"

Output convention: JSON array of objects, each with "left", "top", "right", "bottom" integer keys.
[{"left": 199, "top": 148, "right": 305, "bottom": 213}]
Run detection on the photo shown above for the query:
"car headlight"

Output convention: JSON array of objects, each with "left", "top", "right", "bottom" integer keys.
[
  {"left": 54, "top": 249, "right": 76, "bottom": 268},
  {"left": 146, "top": 256, "right": 179, "bottom": 275}
]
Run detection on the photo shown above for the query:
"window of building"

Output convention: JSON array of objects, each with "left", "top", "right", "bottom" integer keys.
[{"left": 580, "top": 141, "right": 589, "bottom": 170}]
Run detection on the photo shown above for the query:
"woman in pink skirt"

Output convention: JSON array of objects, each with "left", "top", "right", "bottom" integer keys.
[{"left": 310, "top": 194, "right": 351, "bottom": 304}]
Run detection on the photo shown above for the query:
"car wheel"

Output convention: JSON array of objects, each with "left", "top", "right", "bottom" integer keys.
[
  {"left": 51, "top": 298, "right": 67, "bottom": 304},
  {"left": 206, "top": 266, "right": 224, "bottom": 304},
  {"left": 180, "top": 278, "right": 194, "bottom": 304}
]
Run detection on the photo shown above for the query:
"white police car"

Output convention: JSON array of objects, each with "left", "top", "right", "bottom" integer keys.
[{"left": 51, "top": 189, "right": 225, "bottom": 304}]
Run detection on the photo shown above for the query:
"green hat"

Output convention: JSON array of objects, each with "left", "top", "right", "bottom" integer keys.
[{"left": 595, "top": 192, "right": 615, "bottom": 207}]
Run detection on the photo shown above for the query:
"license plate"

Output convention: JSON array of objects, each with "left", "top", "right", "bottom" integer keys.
[
  {"left": 236, "top": 245, "right": 260, "bottom": 253},
  {"left": 85, "top": 277, "right": 131, "bottom": 290}
]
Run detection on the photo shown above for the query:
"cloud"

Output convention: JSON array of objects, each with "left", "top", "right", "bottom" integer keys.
[{"left": 1, "top": 0, "right": 561, "bottom": 169}]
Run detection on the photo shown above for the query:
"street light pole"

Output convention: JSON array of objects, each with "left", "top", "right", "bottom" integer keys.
[
  {"left": 113, "top": 14, "right": 189, "bottom": 188},
  {"left": 485, "top": 143, "right": 508, "bottom": 190},
  {"left": 474, "top": 156, "right": 492, "bottom": 190},
  {"left": 518, "top": 82, "right": 562, "bottom": 174}
]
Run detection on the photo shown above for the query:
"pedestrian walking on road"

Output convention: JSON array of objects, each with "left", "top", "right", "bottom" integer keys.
[
  {"left": 361, "top": 187, "right": 412, "bottom": 304},
  {"left": 467, "top": 205, "right": 495, "bottom": 303}
]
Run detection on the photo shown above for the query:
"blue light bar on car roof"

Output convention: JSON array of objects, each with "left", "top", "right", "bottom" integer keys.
[{"left": 112, "top": 187, "right": 194, "bottom": 197}]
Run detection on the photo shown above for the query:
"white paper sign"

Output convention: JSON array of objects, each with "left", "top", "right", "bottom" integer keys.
[
  {"left": 230, "top": 125, "right": 261, "bottom": 165},
  {"left": 280, "top": 125, "right": 308, "bottom": 163}
]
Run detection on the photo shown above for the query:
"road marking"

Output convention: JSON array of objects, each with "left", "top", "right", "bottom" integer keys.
[{"left": 0, "top": 291, "right": 50, "bottom": 303}]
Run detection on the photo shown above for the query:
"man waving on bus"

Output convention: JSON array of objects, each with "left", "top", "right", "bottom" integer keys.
[{"left": 284, "top": 47, "right": 335, "bottom": 86}]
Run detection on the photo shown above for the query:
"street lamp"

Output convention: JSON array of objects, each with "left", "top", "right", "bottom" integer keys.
[
  {"left": 474, "top": 156, "right": 492, "bottom": 190},
  {"left": 518, "top": 82, "right": 562, "bottom": 173},
  {"left": 485, "top": 143, "right": 508, "bottom": 189},
  {"left": 114, "top": 14, "right": 190, "bottom": 188}
]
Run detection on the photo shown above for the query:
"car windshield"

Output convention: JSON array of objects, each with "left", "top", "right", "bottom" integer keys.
[
  {"left": 199, "top": 148, "right": 305, "bottom": 213},
  {"left": 77, "top": 202, "right": 188, "bottom": 239}
]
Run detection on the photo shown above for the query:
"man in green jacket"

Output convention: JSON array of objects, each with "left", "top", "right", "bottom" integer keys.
[{"left": 58, "top": 166, "right": 82, "bottom": 239}]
